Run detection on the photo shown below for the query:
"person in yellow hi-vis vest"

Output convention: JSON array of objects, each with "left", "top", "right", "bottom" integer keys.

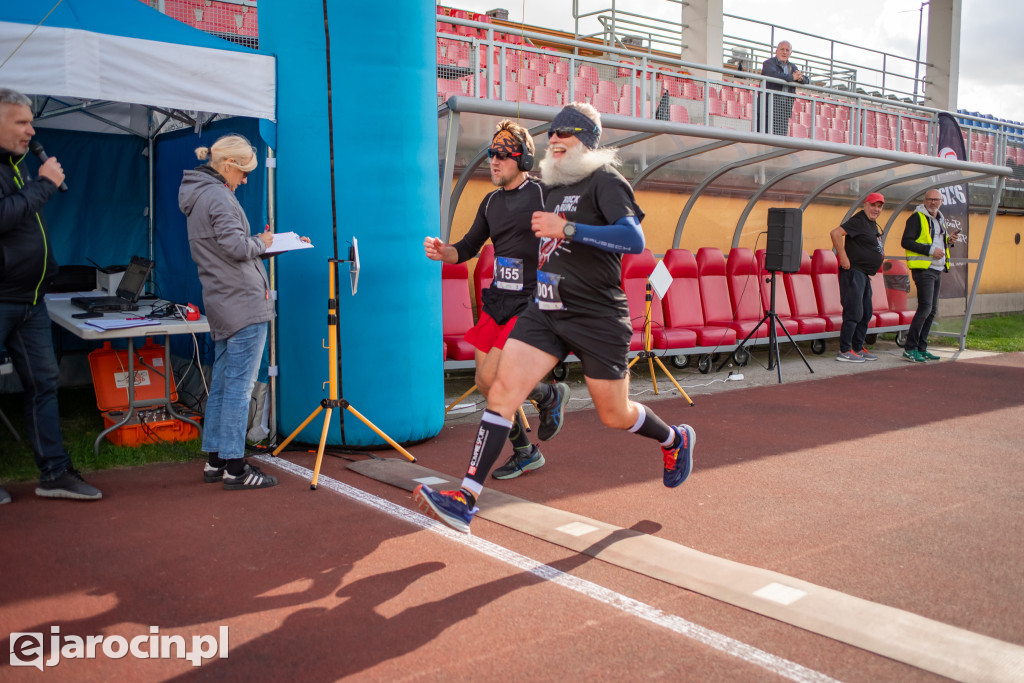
[{"left": 899, "top": 189, "right": 960, "bottom": 363}]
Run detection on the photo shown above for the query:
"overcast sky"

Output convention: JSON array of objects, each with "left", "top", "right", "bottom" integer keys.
[{"left": 446, "top": 0, "right": 1022, "bottom": 124}]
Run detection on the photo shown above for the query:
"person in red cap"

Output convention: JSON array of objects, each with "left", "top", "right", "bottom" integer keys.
[{"left": 829, "top": 193, "right": 886, "bottom": 362}]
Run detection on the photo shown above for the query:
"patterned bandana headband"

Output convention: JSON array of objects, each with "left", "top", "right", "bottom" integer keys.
[
  {"left": 549, "top": 106, "right": 601, "bottom": 149},
  {"left": 490, "top": 129, "right": 523, "bottom": 155}
]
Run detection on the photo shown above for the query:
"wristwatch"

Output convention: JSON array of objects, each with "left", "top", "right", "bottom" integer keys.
[{"left": 562, "top": 221, "right": 576, "bottom": 241}]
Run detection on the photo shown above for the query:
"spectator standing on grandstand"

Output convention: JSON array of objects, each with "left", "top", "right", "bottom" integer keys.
[
  {"left": 0, "top": 88, "right": 102, "bottom": 504},
  {"left": 414, "top": 103, "right": 695, "bottom": 533},
  {"left": 760, "top": 41, "right": 806, "bottom": 136},
  {"left": 424, "top": 119, "right": 566, "bottom": 480},
  {"left": 900, "top": 190, "right": 958, "bottom": 363},
  {"left": 179, "top": 134, "right": 300, "bottom": 491},
  {"left": 830, "top": 193, "right": 886, "bottom": 363}
]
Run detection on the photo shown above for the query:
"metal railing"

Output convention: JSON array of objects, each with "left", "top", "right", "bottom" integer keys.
[
  {"left": 436, "top": 14, "right": 1024, "bottom": 188},
  {"left": 572, "top": 0, "right": 688, "bottom": 56},
  {"left": 723, "top": 14, "right": 926, "bottom": 104}
]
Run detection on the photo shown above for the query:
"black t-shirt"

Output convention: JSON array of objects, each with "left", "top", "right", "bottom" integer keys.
[
  {"left": 535, "top": 166, "right": 644, "bottom": 317},
  {"left": 454, "top": 177, "right": 545, "bottom": 324},
  {"left": 841, "top": 210, "right": 884, "bottom": 275}
]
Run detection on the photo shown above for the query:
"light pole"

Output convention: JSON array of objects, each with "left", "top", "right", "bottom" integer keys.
[{"left": 913, "top": 1, "right": 929, "bottom": 103}]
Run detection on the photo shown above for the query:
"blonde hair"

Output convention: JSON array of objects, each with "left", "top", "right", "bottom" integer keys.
[{"left": 195, "top": 134, "right": 257, "bottom": 174}]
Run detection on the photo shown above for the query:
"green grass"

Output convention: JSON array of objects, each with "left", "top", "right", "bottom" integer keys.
[
  {"left": 928, "top": 313, "right": 1024, "bottom": 353},
  {"left": 0, "top": 386, "right": 202, "bottom": 483}
]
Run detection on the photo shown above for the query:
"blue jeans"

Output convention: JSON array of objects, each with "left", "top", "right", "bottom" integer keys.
[
  {"left": 0, "top": 301, "right": 72, "bottom": 481},
  {"left": 906, "top": 268, "right": 941, "bottom": 353},
  {"left": 201, "top": 322, "right": 268, "bottom": 460},
  {"left": 838, "top": 268, "right": 873, "bottom": 353}
]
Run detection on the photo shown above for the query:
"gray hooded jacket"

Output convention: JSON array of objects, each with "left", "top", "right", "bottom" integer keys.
[{"left": 178, "top": 166, "right": 274, "bottom": 340}]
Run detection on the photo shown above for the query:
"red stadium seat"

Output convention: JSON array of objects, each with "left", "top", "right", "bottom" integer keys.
[
  {"left": 472, "top": 244, "right": 495, "bottom": 313},
  {"left": 811, "top": 249, "right": 843, "bottom": 331},
  {"left": 442, "top": 263, "right": 476, "bottom": 361},
  {"left": 868, "top": 272, "right": 901, "bottom": 328},
  {"left": 621, "top": 250, "right": 667, "bottom": 351},
  {"left": 669, "top": 105, "right": 690, "bottom": 124},
  {"left": 592, "top": 91, "right": 617, "bottom": 115},
  {"left": 726, "top": 248, "right": 781, "bottom": 339},
  {"left": 756, "top": 250, "right": 826, "bottom": 335},
  {"left": 532, "top": 85, "right": 559, "bottom": 107},
  {"left": 881, "top": 259, "right": 915, "bottom": 324},
  {"left": 661, "top": 249, "right": 733, "bottom": 347},
  {"left": 696, "top": 247, "right": 734, "bottom": 330},
  {"left": 782, "top": 251, "right": 828, "bottom": 334}
]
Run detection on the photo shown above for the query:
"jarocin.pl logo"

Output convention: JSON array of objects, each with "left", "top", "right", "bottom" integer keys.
[{"left": 10, "top": 625, "right": 229, "bottom": 670}]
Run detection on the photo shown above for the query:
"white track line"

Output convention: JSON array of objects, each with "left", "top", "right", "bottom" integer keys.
[{"left": 258, "top": 456, "right": 839, "bottom": 683}]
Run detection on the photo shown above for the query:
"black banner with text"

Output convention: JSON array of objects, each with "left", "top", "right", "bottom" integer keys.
[{"left": 936, "top": 112, "right": 969, "bottom": 299}]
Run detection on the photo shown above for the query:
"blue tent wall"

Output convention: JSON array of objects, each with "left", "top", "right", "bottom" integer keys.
[
  {"left": 32, "top": 129, "right": 148, "bottom": 267},
  {"left": 260, "top": 1, "right": 443, "bottom": 446}
]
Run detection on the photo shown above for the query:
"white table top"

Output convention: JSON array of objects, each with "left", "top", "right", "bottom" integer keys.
[{"left": 45, "top": 293, "right": 211, "bottom": 340}]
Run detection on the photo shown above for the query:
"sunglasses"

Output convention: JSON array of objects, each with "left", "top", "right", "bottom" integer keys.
[
  {"left": 487, "top": 149, "right": 521, "bottom": 161},
  {"left": 548, "top": 127, "right": 583, "bottom": 139}
]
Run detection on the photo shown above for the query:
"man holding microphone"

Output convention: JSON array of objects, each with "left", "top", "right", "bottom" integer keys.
[{"left": 0, "top": 88, "right": 102, "bottom": 503}]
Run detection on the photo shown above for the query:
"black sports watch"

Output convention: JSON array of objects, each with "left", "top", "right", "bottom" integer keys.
[{"left": 562, "top": 221, "right": 576, "bottom": 241}]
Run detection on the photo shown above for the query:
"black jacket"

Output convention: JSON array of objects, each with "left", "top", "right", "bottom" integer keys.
[
  {"left": 761, "top": 57, "right": 804, "bottom": 93},
  {"left": 0, "top": 147, "right": 59, "bottom": 304}
]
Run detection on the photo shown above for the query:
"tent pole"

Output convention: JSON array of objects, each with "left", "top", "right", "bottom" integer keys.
[
  {"left": 147, "top": 128, "right": 155, "bottom": 264},
  {"left": 267, "top": 146, "right": 278, "bottom": 445}
]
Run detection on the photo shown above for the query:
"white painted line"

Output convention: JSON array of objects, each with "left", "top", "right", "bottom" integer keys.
[
  {"left": 754, "top": 583, "right": 808, "bottom": 606},
  {"left": 556, "top": 521, "right": 600, "bottom": 537},
  {"left": 257, "top": 455, "right": 839, "bottom": 683},
  {"left": 412, "top": 476, "right": 448, "bottom": 486}
]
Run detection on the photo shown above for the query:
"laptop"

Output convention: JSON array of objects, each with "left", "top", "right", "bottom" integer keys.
[{"left": 71, "top": 256, "right": 153, "bottom": 313}]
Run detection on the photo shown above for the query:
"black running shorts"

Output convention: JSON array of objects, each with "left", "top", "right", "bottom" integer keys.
[{"left": 508, "top": 304, "right": 631, "bottom": 380}]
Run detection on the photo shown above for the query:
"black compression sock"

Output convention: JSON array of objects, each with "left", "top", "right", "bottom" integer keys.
[
  {"left": 207, "top": 452, "right": 225, "bottom": 467},
  {"left": 508, "top": 410, "right": 533, "bottom": 452},
  {"left": 463, "top": 410, "right": 513, "bottom": 489},
  {"left": 628, "top": 404, "right": 676, "bottom": 446}
]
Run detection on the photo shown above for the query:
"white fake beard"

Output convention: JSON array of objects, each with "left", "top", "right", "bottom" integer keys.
[{"left": 539, "top": 144, "right": 619, "bottom": 187}]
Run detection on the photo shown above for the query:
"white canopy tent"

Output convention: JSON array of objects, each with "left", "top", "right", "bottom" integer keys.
[{"left": 0, "top": 0, "right": 275, "bottom": 131}]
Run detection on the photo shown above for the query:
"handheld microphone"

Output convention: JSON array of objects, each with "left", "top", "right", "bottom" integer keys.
[{"left": 28, "top": 141, "right": 68, "bottom": 192}]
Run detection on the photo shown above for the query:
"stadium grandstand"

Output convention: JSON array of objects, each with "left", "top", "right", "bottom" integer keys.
[{"left": 147, "top": 0, "right": 1024, "bottom": 369}]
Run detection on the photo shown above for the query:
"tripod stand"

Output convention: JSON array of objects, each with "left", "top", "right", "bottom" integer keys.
[
  {"left": 627, "top": 281, "right": 694, "bottom": 406},
  {"left": 273, "top": 258, "right": 415, "bottom": 489},
  {"left": 717, "top": 269, "right": 813, "bottom": 383}
]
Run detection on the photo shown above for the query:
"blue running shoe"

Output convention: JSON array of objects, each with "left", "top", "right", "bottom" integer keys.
[
  {"left": 537, "top": 382, "right": 569, "bottom": 441},
  {"left": 662, "top": 425, "right": 695, "bottom": 488},
  {"left": 413, "top": 484, "right": 478, "bottom": 533},
  {"left": 492, "top": 445, "right": 546, "bottom": 480}
]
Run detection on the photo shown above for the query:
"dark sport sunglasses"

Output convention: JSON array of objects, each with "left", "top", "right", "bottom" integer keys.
[
  {"left": 487, "top": 149, "right": 522, "bottom": 160},
  {"left": 548, "top": 127, "right": 583, "bottom": 139}
]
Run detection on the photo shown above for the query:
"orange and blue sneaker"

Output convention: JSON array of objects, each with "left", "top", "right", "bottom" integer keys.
[
  {"left": 413, "top": 484, "right": 478, "bottom": 533},
  {"left": 662, "top": 425, "right": 695, "bottom": 488}
]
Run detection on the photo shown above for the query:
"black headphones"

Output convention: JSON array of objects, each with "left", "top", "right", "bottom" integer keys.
[
  {"left": 515, "top": 128, "right": 535, "bottom": 172},
  {"left": 491, "top": 128, "right": 534, "bottom": 172}
]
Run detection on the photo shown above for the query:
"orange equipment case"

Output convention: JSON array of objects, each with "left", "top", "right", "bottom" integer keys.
[{"left": 87, "top": 340, "right": 200, "bottom": 447}]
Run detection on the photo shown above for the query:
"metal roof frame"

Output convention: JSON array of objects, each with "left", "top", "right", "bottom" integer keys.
[{"left": 438, "top": 96, "right": 1011, "bottom": 350}]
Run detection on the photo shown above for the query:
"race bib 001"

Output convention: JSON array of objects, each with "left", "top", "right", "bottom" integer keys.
[{"left": 535, "top": 270, "right": 565, "bottom": 311}]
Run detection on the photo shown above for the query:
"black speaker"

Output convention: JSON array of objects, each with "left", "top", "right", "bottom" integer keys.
[{"left": 765, "top": 208, "right": 803, "bottom": 273}]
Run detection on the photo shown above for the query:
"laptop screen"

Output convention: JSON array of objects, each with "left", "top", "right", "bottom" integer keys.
[{"left": 115, "top": 256, "right": 153, "bottom": 302}]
